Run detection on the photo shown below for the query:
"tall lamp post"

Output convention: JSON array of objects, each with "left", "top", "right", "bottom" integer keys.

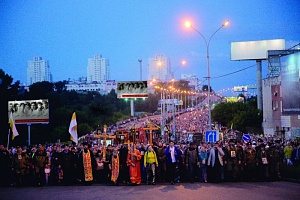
[
  {"left": 185, "top": 20, "right": 229, "bottom": 130},
  {"left": 171, "top": 60, "right": 186, "bottom": 140},
  {"left": 150, "top": 79, "right": 166, "bottom": 139}
]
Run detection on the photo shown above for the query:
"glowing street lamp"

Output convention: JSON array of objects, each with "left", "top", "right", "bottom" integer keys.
[{"left": 184, "top": 19, "right": 229, "bottom": 130}]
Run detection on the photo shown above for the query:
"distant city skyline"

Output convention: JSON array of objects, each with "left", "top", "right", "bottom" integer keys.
[{"left": 1, "top": 1, "right": 299, "bottom": 96}]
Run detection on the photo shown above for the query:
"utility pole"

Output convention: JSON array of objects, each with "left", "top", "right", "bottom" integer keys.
[{"left": 138, "top": 59, "right": 142, "bottom": 81}]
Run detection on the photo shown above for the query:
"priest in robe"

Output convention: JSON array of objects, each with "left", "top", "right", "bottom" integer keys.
[
  {"left": 78, "top": 142, "right": 96, "bottom": 185},
  {"left": 109, "top": 147, "right": 120, "bottom": 185},
  {"left": 127, "top": 144, "right": 142, "bottom": 185}
]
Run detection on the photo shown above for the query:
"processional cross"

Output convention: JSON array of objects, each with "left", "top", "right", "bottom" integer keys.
[
  {"left": 94, "top": 124, "right": 116, "bottom": 161},
  {"left": 143, "top": 122, "right": 160, "bottom": 145}
]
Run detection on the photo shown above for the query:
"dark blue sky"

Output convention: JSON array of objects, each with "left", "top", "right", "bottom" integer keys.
[{"left": 1, "top": 0, "right": 299, "bottom": 96}]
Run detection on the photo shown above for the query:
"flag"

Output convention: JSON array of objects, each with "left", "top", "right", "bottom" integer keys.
[
  {"left": 69, "top": 112, "right": 78, "bottom": 144},
  {"left": 9, "top": 112, "right": 19, "bottom": 140}
]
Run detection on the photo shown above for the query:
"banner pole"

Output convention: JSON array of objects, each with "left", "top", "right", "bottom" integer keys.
[
  {"left": 28, "top": 124, "right": 31, "bottom": 147},
  {"left": 7, "top": 129, "right": 10, "bottom": 149}
]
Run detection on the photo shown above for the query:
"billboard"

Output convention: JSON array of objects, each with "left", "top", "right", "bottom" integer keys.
[
  {"left": 158, "top": 99, "right": 179, "bottom": 105},
  {"left": 281, "top": 52, "right": 300, "bottom": 114},
  {"left": 117, "top": 81, "right": 148, "bottom": 98},
  {"left": 8, "top": 99, "right": 49, "bottom": 124},
  {"left": 233, "top": 86, "right": 248, "bottom": 92},
  {"left": 231, "top": 39, "right": 285, "bottom": 60},
  {"left": 224, "top": 97, "right": 244, "bottom": 103}
]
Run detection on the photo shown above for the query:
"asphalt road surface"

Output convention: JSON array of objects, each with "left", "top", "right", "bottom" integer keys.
[{"left": 1, "top": 181, "right": 299, "bottom": 200}]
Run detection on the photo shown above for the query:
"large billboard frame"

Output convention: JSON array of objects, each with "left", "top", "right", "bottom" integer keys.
[
  {"left": 117, "top": 81, "right": 148, "bottom": 99},
  {"left": 281, "top": 52, "right": 300, "bottom": 115},
  {"left": 231, "top": 39, "right": 285, "bottom": 60},
  {"left": 8, "top": 99, "right": 49, "bottom": 124}
]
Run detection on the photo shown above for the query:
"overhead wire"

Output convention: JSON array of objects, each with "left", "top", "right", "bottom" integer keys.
[{"left": 211, "top": 64, "right": 257, "bottom": 79}]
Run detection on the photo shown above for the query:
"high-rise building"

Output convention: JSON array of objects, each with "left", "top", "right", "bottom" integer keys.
[
  {"left": 148, "top": 53, "right": 171, "bottom": 81},
  {"left": 87, "top": 54, "right": 110, "bottom": 83},
  {"left": 27, "top": 56, "right": 51, "bottom": 85}
]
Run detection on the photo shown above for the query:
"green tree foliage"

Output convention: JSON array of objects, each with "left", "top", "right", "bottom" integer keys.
[
  {"left": 0, "top": 69, "right": 20, "bottom": 144},
  {"left": 212, "top": 100, "right": 262, "bottom": 134},
  {"left": 134, "top": 93, "right": 160, "bottom": 113}
]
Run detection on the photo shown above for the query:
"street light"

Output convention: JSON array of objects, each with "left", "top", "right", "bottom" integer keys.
[
  {"left": 171, "top": 60, "right": 186, "bottom": 140},
  {"left": 185, "top": 19, "right": 229, "bottom": 130},
  {"left": 150, "top": 79, "right": 168, "bottom": 139}
]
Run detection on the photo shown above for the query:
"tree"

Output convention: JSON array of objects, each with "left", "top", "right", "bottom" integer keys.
[
  {"left": 0, "top": 69, "right": 20, "bottom": 144},
  {"left": 134, "top": 93, "right": 160, "bottom": 113},
  {"left": 212, "top": 99, "right": 262, "bottom": 134},
  {"left": 54, "top": 81, "right": 67, "bottom": 93},
  {"left": 29, "top": 81, "right": 54, "bottom": 97}
]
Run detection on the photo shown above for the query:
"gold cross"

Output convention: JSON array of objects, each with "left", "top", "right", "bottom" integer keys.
[
  {"left": 143, "top": 122, "right": 160, "bottom": 145},
  {"left": 94, "top": 124, "right": 116, "bottom": 161}
]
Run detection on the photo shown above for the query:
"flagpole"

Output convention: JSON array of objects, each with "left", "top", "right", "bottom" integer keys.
[{"left": 7, "top": 129, "right": 10, "bottom": 150}]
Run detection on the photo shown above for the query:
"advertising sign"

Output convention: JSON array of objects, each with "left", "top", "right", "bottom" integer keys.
[
  {"left": 233, "top": 86, "right": 248, "bottom": 92},
  {"left": 117, "top": 81, "right": 148, "bottom": 98},
  {"left": 281, "top": 52, "right": 300, "bottom": 114},
  {"left": 8, "top": 99, "right": 49, "bottom": 124},
  {"left": 231, "top": 39, "right": 285, "bottom": 60}
]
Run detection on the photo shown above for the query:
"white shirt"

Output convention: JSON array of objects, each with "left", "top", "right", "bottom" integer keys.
[{"left": 170, "top": 146, "right": 176, "bottom": 163}]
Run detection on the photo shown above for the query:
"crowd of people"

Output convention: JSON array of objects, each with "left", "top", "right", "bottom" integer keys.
[{"left": 0, "top": 136, "right": 299, "bottom": 187}]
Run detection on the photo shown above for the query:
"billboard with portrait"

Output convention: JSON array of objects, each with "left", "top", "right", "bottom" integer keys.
[
  {"left": 281, "top": 52, "right": 300, "bottom": 114},
  {"left": 8, "top": 99, "right": 49, "bottom": 124},
  {"left": 117, "top": 81, "right": 148, "bottom": 98}
]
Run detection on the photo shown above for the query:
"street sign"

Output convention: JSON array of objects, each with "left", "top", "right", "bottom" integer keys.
[
  {"left": 242, "top": 134, "right": 251, "bottom": 142},
  {"left": 205, "top": 130, "right": 218, "bottom": 142}
]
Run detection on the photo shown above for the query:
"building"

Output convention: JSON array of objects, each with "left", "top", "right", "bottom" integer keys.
[
  {"left": 87, "top": 54, "right": 110, "bottom": 83},
  {"left": 263, "top": 49, "right": 300, "bottom": 139},
  {"left": 148, "top": 53, "right": 171, "bottom": 81},
  {"left": 27, "top": 56, "right": 52, "bottom": 85}
]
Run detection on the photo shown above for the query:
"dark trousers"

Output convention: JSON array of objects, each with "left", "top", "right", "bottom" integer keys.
[
  {"left": 187, "top": 163, "right": 198, "bottom": 182},
  {"left": 119, "top": 164, "right": 130, "bottom": 183},
  {"left": 244, "top": 164, "right": 257, "bottom": 181},
  {"left": 156, "top": 161, "right": 166, "bottom": 182},
  {"left": 209, "top": 163, "right": 222, "bottom": 183},
  {"left": 62, "top": 167, "right": 75, "bottom": 185},
  {"left": 34, "top": 168, "right": 45, "bottom": 186},
  {"left": 167, "top": 162, "right": 177, "bottom": 182}
]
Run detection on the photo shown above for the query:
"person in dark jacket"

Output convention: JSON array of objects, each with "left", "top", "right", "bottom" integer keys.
[
  {"left": 184, "top": 142, "right": 199, "bottom": 183},
  {"left": 32, "top": 144, "right": 48, "bottom": 186},
  {"left": 60, "top": 144, "right": 76, "bottom": 185},
  {"left": 165, "top": 141, "right": 182, "bottom": 185}
]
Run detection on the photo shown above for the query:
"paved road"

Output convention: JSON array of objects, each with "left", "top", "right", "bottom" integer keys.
[{"left": 1, "top": 182, "right": 299, "bottom": 200}]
